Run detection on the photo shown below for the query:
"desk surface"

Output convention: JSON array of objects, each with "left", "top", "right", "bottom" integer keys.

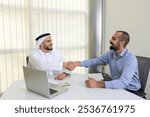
[{"left": 0, "top": 73, "right": 143, "bottom": 100}]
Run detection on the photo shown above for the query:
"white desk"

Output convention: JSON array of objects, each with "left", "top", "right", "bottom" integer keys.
[{"left": 0, "top": 73, "right": 143, "bottom": 100}]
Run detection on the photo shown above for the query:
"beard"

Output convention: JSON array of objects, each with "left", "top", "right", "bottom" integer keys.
[
  {"left": 48, "top": 47, "right": 53, "bottom": 50},
  {"left": 109, "top": 41, "right": 120, "bottom": 51},
  {"left": 45, "top": 46, "right": 53, "bottom": 51},
  {"left": 109, "top": 45, "right": 117, "bottom": 50},
  {"left": 109, "top": 42, "right": 117, "bottom": 50}
]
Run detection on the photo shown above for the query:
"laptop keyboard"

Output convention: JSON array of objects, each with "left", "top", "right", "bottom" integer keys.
[
  {"left": 102, "top": 73, "right": 112, "bottom": 81},
  {"left": 49, "top": 88, "right": 58, "bottom": 94}
]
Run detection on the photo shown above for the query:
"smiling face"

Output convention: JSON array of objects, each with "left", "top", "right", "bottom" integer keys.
[
  {"left": 40, "top": 35, "right": 53, "bottom": 52},
  {"left": 109, "top": 32, "right": 123, "bottom": 51}
]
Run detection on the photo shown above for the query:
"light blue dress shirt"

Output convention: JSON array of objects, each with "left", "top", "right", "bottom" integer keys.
[{"left": 80, "top": 48, "right": 141, "bottom": 91}]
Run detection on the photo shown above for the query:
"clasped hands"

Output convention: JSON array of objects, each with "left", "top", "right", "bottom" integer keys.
[
  {"left": 63, "top": 61, "right": 105, "bottom": 88},
  {"left": 55, "top": 61, "right": 79, "bottom": 80},
  {"left": 63, "top": 61, "right": 80, "bottom": 71}
]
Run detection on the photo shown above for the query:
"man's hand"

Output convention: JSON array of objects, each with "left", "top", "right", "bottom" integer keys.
[
  {"left": 63, "top": 62, "right": 69, "bottom": 69},
  {"left": 63, "top": 61, "right": 80, "bottom": 71},
  {"left": 67, "top": 61, "right": 76, "bottom": 71},
  {"left": 55, "top": 73, "right": 67, "bottom": 80},
  {"left": 85, "top": 78, "right": 105, "bottom": 88}
]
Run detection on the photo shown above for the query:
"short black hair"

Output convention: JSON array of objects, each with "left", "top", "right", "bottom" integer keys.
[
  {"left": 116, "top": 31, "right": 130, "bottom": 47},
  {"left": 35, "top": 33, "right": 51, "bottom": 41}
]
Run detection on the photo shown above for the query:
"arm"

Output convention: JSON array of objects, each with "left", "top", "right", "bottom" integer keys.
[
  {"left": 65, "top": 51, "right": 111, "bottom": 71},
  {"left": 80, "top": 51, "right": 111, "bottom": 67}
]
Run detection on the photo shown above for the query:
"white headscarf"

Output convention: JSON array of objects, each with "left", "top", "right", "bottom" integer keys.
[{"left": 35, "top": 36, "right": 47, "bottom": 50}]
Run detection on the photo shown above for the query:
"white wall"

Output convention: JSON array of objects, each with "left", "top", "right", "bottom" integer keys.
[{"left": 105, "top": 0, "right": 150, "bottom": 99}]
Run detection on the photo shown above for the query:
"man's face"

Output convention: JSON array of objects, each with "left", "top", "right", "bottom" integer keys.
[
  {"left": 42, "top": 35, "right": 53, "bottom": 50},
  {"left": 109, "top": 32, "right": 122, "bottom": 51}
]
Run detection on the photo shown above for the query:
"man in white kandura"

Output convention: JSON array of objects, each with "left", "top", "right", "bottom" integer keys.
[{"left": 28, "top": 33, "right": 70, "bottom": 80}]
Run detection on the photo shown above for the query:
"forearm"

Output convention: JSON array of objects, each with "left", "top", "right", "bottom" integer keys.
[{"left": 80, "top": 58, "right": 106, "bottom": 68}]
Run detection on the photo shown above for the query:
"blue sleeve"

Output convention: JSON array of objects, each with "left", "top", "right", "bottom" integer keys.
[{"left": 80, "top": 51, "right": 111, "bottom": 68}]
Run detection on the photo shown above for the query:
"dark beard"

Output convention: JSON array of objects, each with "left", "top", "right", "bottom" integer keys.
[
  {"left": 45, "top": 47, "right": 53, "bottom": 51},
  {"left": 109, "top": 46, "right": 117, "bottom": 50},
  {"left": 48, "top": 47, "right": 53, "bottom": 50}
]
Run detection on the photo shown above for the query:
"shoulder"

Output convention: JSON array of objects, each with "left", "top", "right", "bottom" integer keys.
[
  {"left": 124, "top": 50, "right": 137, "bottom": 63},
  {"left": 29, "top": 49, "right": 41, "bottom": 59},
  {"left": 126, "top": 49, "right": 136, "bottom": 58}
]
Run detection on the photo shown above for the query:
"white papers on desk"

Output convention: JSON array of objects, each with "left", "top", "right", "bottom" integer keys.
[
  {"left": 48, "top": 79, "right": 64, "bottom": 85},
  {"left": 48, "top": 76, "right": 70, "bottom": 87},
  {"left": 88, "top": 73, "right": 103, "bottom": 80}
]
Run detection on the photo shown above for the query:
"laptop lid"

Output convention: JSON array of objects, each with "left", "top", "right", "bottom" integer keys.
[
  {"left": 23, "top": 66, "right": 51, "bottom": 98},
  {"left": 23, "top": 66, "right": 68, "bottom": 98}
]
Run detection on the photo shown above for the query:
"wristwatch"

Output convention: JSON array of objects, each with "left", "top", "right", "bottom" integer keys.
[{"left": 63, "top": 72, "right": 70, "bottom": 77}]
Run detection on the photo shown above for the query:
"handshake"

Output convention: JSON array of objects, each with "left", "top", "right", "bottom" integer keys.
[{"left": 63, "top": 61, "right": 80, "bottom": 71}]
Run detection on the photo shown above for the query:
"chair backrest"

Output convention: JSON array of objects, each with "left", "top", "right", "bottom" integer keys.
[
  {"left": 136, "top": 56, "right": 150, "bottom": 91},
  {"left": 89, "top": 64, "right": 106, "bottom": 73},
  {"left": 26, "top": 56, "right": 29, "bottom": 66}
]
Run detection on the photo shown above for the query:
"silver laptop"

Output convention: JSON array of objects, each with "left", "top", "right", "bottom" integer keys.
[{"left": 23, "top": 66, "right": 68, "bottom": 98}]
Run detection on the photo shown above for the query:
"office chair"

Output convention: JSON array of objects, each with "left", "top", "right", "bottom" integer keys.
[
  {"left": 131, "top": 56, "right": 150, "bottom": 99},
  {"left": 26, "top": 56, "right": 29, "bottom": 66}
]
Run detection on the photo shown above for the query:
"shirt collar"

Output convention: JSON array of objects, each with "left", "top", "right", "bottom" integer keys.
[
  {"left": 119, "top": 48, "right": 128, "bottom": 57},
  {"left": 112, "top": 48, "right": 128, "bottom": 58}
]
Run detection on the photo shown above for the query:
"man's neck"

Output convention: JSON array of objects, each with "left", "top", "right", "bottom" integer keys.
[{"left": 115, "top": 48, "right": 125, "bottom": 56}]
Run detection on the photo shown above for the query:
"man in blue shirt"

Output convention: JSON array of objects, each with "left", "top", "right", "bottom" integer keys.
[{"left": 68, "top": 31, "right": 141, "bottom": 91}]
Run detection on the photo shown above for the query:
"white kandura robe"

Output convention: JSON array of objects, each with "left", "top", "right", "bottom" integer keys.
[{"left": 28, "top": 48, "right": 66, "bottom": 78}]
